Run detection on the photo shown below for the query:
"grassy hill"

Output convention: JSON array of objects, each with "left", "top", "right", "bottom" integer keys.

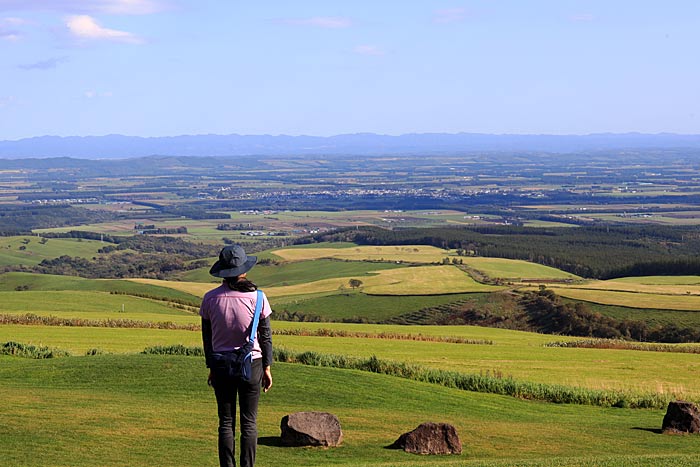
[
  {"left": 0, "top": 236, "right": 108, "bottom": 267},
  {"left": 1, "top": 354, "right": 699, "bottom": 467}
]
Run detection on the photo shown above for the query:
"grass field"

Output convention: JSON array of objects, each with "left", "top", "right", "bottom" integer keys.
[
  {"left": 2, "top": 323, "right": 698, "bottom": 400},
  {"left": 0, "top": 290, "right": 199, "bottom": 324},
  {"left": 0, "top": 272, "right": 201, "bottom": 305},
  {"left": 548, "top": 287, "right": 700, "bottom": 311},
  {"left": 132, "top": 265, "right": 501, "bottom": 299},
  {"left": 0, "top": 236, "right": 108, "bottom": 266},
  {"left": 179, "top": 258, "right": 405, "bottom": 285},
  {"left": 462, "top": 257, "right": 580, "bottom": 280},
  {"left": 272, "top": 245, "right": 452, "bottom": 263},
  {"left": 3, "top": 354, "right": 698, "bottom": 467},
  {"left": 273, "top": 292, "right": 487, "bottom": 321}
]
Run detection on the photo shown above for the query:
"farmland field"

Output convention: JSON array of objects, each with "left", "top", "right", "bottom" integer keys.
[
  {"left": 272, "top": 245, "right": 452, "bottom": 263},
  {"left": 0, "top": 236, "right": 107, "bottom": 266},
  {"left": 549, "top": 287, "right": 700, "bottom": 311},
  {"left": 2, "top": 322, "right": 698, "bottom": 400}
]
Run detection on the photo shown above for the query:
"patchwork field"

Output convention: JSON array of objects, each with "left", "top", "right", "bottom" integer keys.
[{"left": 3, "top": 242, "right": 700, "bottom": 467}]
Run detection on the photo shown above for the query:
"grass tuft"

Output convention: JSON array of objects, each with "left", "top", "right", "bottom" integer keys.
[{"left": 0, "top": 341, "right": 71, "bottom": 358}]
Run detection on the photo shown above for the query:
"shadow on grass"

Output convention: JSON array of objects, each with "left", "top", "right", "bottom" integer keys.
[
  {"left": 258, "top": 436, "right": 284, "bottom": 447},
  {"left": 632, "top": 427, "right": 663, "bottom": 434}
]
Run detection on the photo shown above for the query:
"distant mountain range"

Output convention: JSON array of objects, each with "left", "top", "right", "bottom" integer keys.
[{"left": 2, "top": 132, "right": 700, "bottom": 159}]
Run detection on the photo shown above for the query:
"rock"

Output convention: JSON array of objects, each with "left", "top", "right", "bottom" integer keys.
[
  {"left": 662, "top": 401, "right": 700, "bottom": 434},
  {"left": 280, "top": 412, "right": 343, "bottom": 447},
  {"left": 390, "top": 422, "right": 462, "bottom": 455}
]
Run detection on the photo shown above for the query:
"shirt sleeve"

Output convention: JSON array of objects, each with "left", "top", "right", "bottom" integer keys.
[{"left": 261, "top": 291, "right": 272, "bottom": 319}]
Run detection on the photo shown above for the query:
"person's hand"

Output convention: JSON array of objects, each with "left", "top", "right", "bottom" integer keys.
[
  {"left": 207, "top": 369, "right": 214, "bottom": 387},
  {"left": 262, "top": 366, "right": 272, "bottom": 393}
]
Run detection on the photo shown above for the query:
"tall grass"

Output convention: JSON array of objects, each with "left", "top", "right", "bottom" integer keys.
[
  {"left": 0, "top": 313, "right": 200, "bottom": 330},
  {"left": 545, "top": 338, "right": 700, "bottom": 354},
  {"left": 273, "top": 347, "right": 673, "bottom": 409},
  {"left": 1, "top": 313, "right": 491, "bottom": 344}
]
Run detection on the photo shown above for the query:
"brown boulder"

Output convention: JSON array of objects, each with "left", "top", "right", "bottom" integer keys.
[
  {"left": 390, "top": 422, "right": 462, "bottom": 455},
  {"left": 662, "top": 401, "right": 700, "bottom": 434},
  {"left": 280, "top": 411, "right": 343, "bottom": 447}
]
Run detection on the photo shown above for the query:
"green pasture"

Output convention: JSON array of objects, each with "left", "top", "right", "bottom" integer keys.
[
  {"left": 462, "top": 257, "right": 580, "bottom": 280},
  {"left": 548, "top": 287, "right": 700, "bottom": 311},
  {"left": 567, "top": 300, "right": 700, "bottom": 329},
  {"left": 2, "top": 355, "right": 699, "bottom": 467},
  {"left": 266, "top": 265, "right": 500, "bottom": 297},
  {"left": 0, "top": 236, "right": 108, "bottom": 266},
  {"left": 2, "top": 322, "right": 698, "bottom": 400},
  {"left": 0, "top": 291, "right": 199, "bottom": 324},
  {"left": 273, "top": 292, "right": 486, "bottom": 321},
  {"left": 130, "top": 265, "right": 500, "bottom": 300},
  {"left": 0, "top": 272, "right": 201, "bottom": 305},
  {"left": 609, "top": 276, "right": 700, "bottom": 286},
  {"left": 272, "top": 245, "right": 452, "bottom": 263},
  {"left": 179, "top": 258, "right": 404, "bottom": 285}
]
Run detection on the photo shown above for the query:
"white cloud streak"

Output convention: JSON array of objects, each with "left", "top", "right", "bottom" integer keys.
[
  {"left": 66, "top": 15, "right": 143, "bottom": 43},
  {"left": 0, "top": 0, "right": 169, "bottom": 15},
  {"left": 569, "top": 13, "right": 596, "bottom": 22},
  {"left": 433, "top": 8, "right": 468, "bottom": 24},
  {"left": 19, "top": 56, "right": 69, "bottom": 70},
  {"left": 0, "top": 28, "right": 19, "bottom": 41},
  {"left": 353, "top": 45, "right": 384, "bottom": 56},
  {"left": 0, "top": 96, "right": 17, "bottom": 107},
  {"left": 281, "top": 16, "right": 352, "bottom": 29}
]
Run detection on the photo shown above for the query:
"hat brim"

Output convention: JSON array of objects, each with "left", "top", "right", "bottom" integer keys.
[{"left": 209, "top": 256, "right": 257, "bottom": 278}]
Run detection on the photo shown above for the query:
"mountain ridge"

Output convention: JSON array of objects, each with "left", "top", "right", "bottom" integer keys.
[{"left": 2, "top": 132, "right": 700, "bottom": 159}]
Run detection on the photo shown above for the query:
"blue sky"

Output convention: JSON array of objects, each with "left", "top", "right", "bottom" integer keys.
[{"left": 0, "top": 0, "right": 698, "bottom": 139}]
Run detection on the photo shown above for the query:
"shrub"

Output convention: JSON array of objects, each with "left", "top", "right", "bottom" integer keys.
[{"left": 0, "top": 341, "right": 71, "bottom": 359}]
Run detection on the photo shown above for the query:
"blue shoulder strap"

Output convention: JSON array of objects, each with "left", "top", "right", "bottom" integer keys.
[{"left": 249, "top": 290, "right": 263, "bottom": 344}]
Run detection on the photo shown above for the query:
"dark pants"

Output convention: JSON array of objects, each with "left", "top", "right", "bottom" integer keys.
[{"left": 212, "top": 358, "right": 262, "bottom": 467}]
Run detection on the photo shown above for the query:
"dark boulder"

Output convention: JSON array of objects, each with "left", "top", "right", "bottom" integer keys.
[
  {"left": 662, "top": 401, "right": 700, "bottom": 434},
  {"left": 280, "top": 411, "right": 343, "bottom": 447},
  {"left": 390, "top": 422, "right": 462, "bottom": 455}
]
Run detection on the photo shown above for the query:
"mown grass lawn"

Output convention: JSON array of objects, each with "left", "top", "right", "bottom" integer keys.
[{"left": 1, "top": 354, "right": 699, "bottom": 467}]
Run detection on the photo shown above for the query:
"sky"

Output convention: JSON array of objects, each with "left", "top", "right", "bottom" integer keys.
[{"left": 0, "top": 0, "right": 699, "bottom": 140}]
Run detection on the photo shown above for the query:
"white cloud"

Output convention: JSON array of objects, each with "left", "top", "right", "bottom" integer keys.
[
  {"left": 0, "top": 96, "right": 17, "bottom": 107},
  {"left": 434, "top": 8, "right": 468, "bottom": 24},
  {"left": 0, "top": 29, "right": 20, "bottom": 41},
  {"left": 353, "top": 45, "right": 384, "bottom": 56},
  {"left": 569, "top": 13, "right": 595, "bottom": 22},
  {"left": 2, "top": 17, "right": 30, "bottom": 25},
  {"left": 282, "top": 16, "right": 352, "bottom": 29},
  {"left": 84, "top": 90, "right": 113, "bottom": 98},
  {"left": 66, "top": 15, "right": 143, "bottom": 43},
  {"left": 19, "top": 56, "right": 69, "bottom": 70},
  {"left": 0, "top": 0, "right": 168, "bottom": 15}
]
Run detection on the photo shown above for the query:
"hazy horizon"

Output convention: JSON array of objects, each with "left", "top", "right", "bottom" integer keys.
[{"left": 2, "top": 1, "right": 699, "bottom": 140}]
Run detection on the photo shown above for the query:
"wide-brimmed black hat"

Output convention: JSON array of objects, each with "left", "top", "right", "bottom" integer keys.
[{"left": 209, "top": 244, "right": 257, "bottom": 278}]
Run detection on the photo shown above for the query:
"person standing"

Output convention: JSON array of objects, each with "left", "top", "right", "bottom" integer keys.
[{"left": 200, "top": 244, "right": 273, "bottom": 467}]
